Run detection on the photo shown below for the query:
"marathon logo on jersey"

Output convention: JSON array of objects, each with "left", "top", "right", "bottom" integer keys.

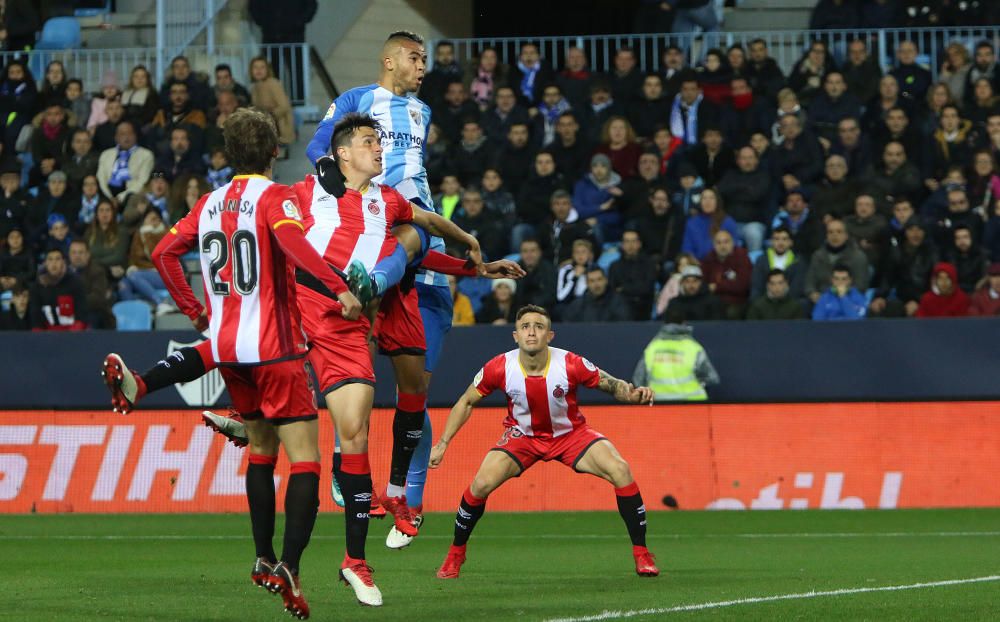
[
  {"left": 168, "top": 339, "right": 225, "bottom": 406},
  {"left": 552, "top": 384, "right": 565, "bottom": 399},
  {"left": 367, "top": 199, "right": 381, "bottom": 215},
  {"left": 282, "top": 199, "right": 302, "bottom": 221},
  {"left": 377, "top": 127, "right": 423, "bottom": 149}
]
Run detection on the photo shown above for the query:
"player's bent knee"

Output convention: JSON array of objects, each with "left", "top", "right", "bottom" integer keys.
[{"left": 607, "top": 458, "right": 633, "bottom": 487}]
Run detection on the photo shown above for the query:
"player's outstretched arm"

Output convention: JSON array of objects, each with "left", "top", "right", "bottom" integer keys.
[
  {"left": 419, "top": 252, "right": 526, "bottom": 280},
  {"left": 429, "top": 384, "right": 485, "bottom": 469},
  {"left": 597, "top": 369, "right": 655, "bottom": 405},
  {"left": 410, "top": 207, "right": 484, "bottom": 270}
]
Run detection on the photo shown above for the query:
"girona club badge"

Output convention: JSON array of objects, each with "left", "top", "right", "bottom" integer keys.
[
  {"left": 552, "top": 384, "right": 565, "bottom": 399},
  {"left": 367, "top": 199, "right": 381, "bottom": 215}
]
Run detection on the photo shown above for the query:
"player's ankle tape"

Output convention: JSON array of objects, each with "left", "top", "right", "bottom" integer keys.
[
  {"left": 340, "top": 453, "right": 371, "bottom": 475},
  {"left": 397, "top": 392, "right": 426, "bottom": 412},
  {"left": 249, "top": 453, "right": 278, "bottom": 467},
  {"left": 615, "top": 482, "right": 640, "bottom": 497},
  {"left": 462, "top": 488, "right": 486, "bottom": 506},
  {"left": 290, "top": 461, "right": 321, "bottom": 476}
]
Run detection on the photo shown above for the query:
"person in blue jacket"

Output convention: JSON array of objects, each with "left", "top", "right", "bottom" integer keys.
[
  {"left": 572, "top": 153, "right": 625, "bottom": 244},
  {"left": 680, "top": 186, "right": 741, "bottom": 260},
  {"left": 812, "top": 265, "right": 867, "bottom": 320}
]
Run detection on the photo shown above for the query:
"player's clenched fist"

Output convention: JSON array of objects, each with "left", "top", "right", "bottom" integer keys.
[
  {"left": 338, "top": 291, "right": 363, "bottom": 320},
  {"left": 429, "top": 440, "right": 448, "bottom": 468}
]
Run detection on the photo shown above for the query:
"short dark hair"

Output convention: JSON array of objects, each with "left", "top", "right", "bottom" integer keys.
[
  {"left": 587, "top": 266, "right": 606, "bottom": 277},
  {"left": 170, "top": 126, "right": 190, "bottom": 140},
  {"left": 67, "top": 78, "right": 83, "bottom": 89},
  {"left": 550, "top": 189, "right": 571, "bottom": 203},
  {"left": 767, "top": 268, "right": 787, "bottom": 281},
  {"left": 215, "top": 63, "right": 232, "bottom": 74},
  {"left": 677, "top": 68, "right": 699, "bottom": 85},
  {"left": 520, "top": 237, "right": 541, "bottom": 249},
  {"left": 223, "top": 108, "right": 279, "bottom": 174},
  {"left": 386, "top": 30, "right": 424, "bottom": 45},
  {"left": 516, "top": 304, "right": 551, "bottom": 325},
  {"left": 46, "top": 247, "right": 67, "bottom": 260},
  {"left": 976, "top": 40, "right": 994, "bottom": 53},
  {"left": 71, "top": 127, "right": 90, "bottom": 140},
  {"left": 331, "top": 112, "right": 382, "bottom": 155},
  {"left": 114, "top": 119, "right": 138, "bottom": 135},
  {"left": 832, "top": 264, "right": 851, "bottom": 276},
  {"left": 70, "top": 238, "right": 89, "bottom": 250},
  {"left": 436, "top": 40, "right": 453, "bottom": 50},
  {"left": 772, "top": 225, "right": 791, "bottom": 238},
  {"left": 953, "top": 224, "right": 973, "bottom": 235}
]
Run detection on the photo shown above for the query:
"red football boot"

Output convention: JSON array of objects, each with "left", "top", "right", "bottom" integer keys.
[
  {"left": 380, "top": 494, "right": 418, "bottom": 537},
  {"left": 266, "top": 562, "right": 310, "bottom": 619},
  {"left": 369, "top": 487, "right": 386, "bottom": 519},
  {"left": 633, "top": 546, "right": 660, "bottom": 577},
  {"left": 251, "top": 557, "right": 276, "bottom": 589},
  {"left": 101, "top": 353, "right": 144, "bottom": 414},
  {"left": 436, "top": 544, "right": 466, "bottom": 579}
]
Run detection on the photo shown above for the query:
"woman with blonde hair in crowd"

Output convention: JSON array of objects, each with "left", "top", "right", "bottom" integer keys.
[
  {"left": 121, "top": 65, "right": 160, "bottom": 128},
  {"left": 939, "top": 42, "right": 972, "bottom": 105},
  {"left": 249, "top": 56, "right": 295, "bottom": 153},
  {"left": 594, "top": 115, "right": 643, "bottom": 179}
]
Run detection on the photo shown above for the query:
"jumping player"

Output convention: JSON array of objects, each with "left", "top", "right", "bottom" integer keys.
[
  {"left": 429, "top": 305, "right": 660, "bottom": 580},
  {"left": 151, "top": 108, "right": 357, "bottom": 620}
]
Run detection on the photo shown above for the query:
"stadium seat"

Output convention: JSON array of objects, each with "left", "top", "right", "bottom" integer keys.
[
  {"left": 155, "top": 312, "right": 196, "bottom": 331},
  {"left": 181, "top": 251, "right": 201, "bottom": 273},
  {"left": 112, "top": 301, "right": 152, "bottom": 331},
  {"left": 597, "top": 248, "right": 620, "bottom": 272},
  {"left": 458, "top": 277, "right": 491, "bottom": 314},
  {"left": 34, "top": 17, "right": 82, "bottom": 50}
]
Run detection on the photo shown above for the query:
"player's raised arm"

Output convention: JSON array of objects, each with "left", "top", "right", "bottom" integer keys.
[
  {"left": 409, "top": 206, "right": 484, "bottom": 271},
  {"left": 429, "top": 383, "right": 487, "bottom": 468},
  {"left": 597, "top": 369, "right": 655, "bottom": 405},
  {"left": 151, "top": 208, "right": 206, "bottom": 330}
]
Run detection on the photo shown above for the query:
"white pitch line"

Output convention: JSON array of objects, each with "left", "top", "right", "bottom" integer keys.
[
  {"left": 543, "top": 575, "right": 1000, "bottom": 622},
  {"left": 1, "top": 531, "right": 1000, "bottom": 541}
]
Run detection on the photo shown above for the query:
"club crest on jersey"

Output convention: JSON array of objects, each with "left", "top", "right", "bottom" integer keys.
[
  {"left": 282, "top": 199, "right": 302, "bottom": 220},
  {"left": 552, "top": 384, "right": 565, "bottom": 399},
  {"left": 367, "top": 199, "right": 381, "bottom": 215},
  {"left": 409, "top": 108, "right": 422, "bottom": 125}
]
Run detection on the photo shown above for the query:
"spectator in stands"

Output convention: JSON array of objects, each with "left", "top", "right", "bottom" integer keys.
[
  {"left": 85, "top": 200, "right": 128, "bottom": 279},
  {"left": 509, "top": 41, "right": 556, "bottom": 109},
  {"left": 248, "top": 0, "right": 316, "bottom": 102},
  {"left": 556, "top": 46, "right": 592, "bottom": 110},
  {"left": 123, "top": 169, "right": 169, "bottom": 229},
  {"left": 0, "top": 227, "right": 33, "bottom": 288},
  {"left": 92, "top": 98, "right": 127, "bottom": 154},
  {"left": 862, "top": 75, "right": 911, "bottom": 135},
  {"left": 451, "top": 187, "right": 507, "bottom": 262},
  {"left": 204, "top": 90, "right": 240, "bottom": 156},
  {"left": 883, "top": 196, "right": 918, "bottom": 252},
  {"left": 118, "top": 208, "right": 174, "bottom": 315},
  {"left": 864, "top": 141, "right": 923, "bottom": 212},
  {"left": 30, "top": 248, "right": 87, "bottom": 330},
  {"left": 476, "top": 278, "right": 516, "bottom": 325},
  {"left": 65, "top": 79, "right": 90, "bottom": 130},
  {"left": 555, "top": 238, "right": 594, "bottom": 317},
  {"left": 682, "top": 187, "right": 740, "bottom": 260},
  {"left": 966, "top": 79, "right": 1000, "bottom": 131},
  {"left": 947, "top": 225, "right": 989, "bottom": 294},
  {"left": 43, "top": 214, "right": 72, "bottom": 259},
  {"left": 670, "top": 0, "right": 719, "bottom": 38},
  {"left": 608, "top": 47, "right": 644, "bottom": 105},
  {"left": 939, "top": 42, "right": 972, "bottom": 106},
  {"left": 574, "top": 153, "right": 625, "bottom": 244},
  {"left": 74, "top": 175, "right": 103, "bottom": 234},
  {"left": 206, "top": 147, "right": 233, "bottom": 191},
  {"left": 633, "top": 310, "right": 719, "bottom": 401},
  {"left": 685, "top": 125, "right": 734, "bottom": 189},
  {"left": 872, "top": 221, "right": 937, "bottom": 318},
  {"left": 919, "top": 82, "right": 954, "bottom": 139},
  {"left": 810, "top": 72, "right": 862, "bottom": 145},
  {"left": 933, "top": 189, "right": 982, "bottom": 251},
  {"left": 434, "top": 174, "right": 461, "bottom": 221},
  {"left": 696, "top": 49, "right": 732, "bottom": 107},
  {"left": 594, "top": 116, "right": 642, "bottom": 179},
  {"left": 250, "top": 57, "right": 295, "bottom": 150},
  {"left": 29, "top": 103, "right": 70, "bottom": 185},
  {"left": 670, "top": 71, "right": 720, "bottom": 148},
  {"left": 67, "top": 238, "right": 113, "bottom": 329},
  {"left": 652, "top": 125, "right": 684, "bottom": 176},
  {"left": 745, "top": 39, "right": 786, "bottom": 103},
  {"left": 609, "top": 229, "right": 658, "bottom": 320},
  {"left": 810, "top": 0, "right": 859, "bottom": 29},
  {"left": 433, "top": 80, "right": 479, "bottom": 146},
  {"left": 549, "top": 112, "right": 591, "bottom": 182},
  {"left": 771, "top": 114, "right": 824, "bottom": 192},
  {"left": 158, "top": 55, "right": 211, "bottom": 113},
  {"left": 871, "top": 107, "right": 922, "bottom": 175},
  {"left": 700, "top": 228, "right": 752, "bottom": 319},
  {"left": 812, "top": 154, "right": 860, "bottom": 220},
  {"left": 120, "top": 65, "right": 160, "bottom": 129},
  {"left": 631, "top": 186, "right": 684, "bottom": 269},
  {"left": 0, "top": 60, "right": 36, "bottom": 153},
  {"left": 36, "top": 61, "right": 68, "bottom": 112},
  {"left": 491, "top": 122, "right": 535, "bottom": 196},
  {"left": 2, "top": 0, "right": 40, "bottom": 52},
  {"left": 0, "top": 161, "right": 30, "bottom": 240},
  {"left": 720, "top": 76, "right": 763, "bottom": 148},
  {"left": 0, "top": 282, "right": 33, "bottom": 330},
  {"left": 86, "top": 71, "right": 121, "bottom": 133},
  {"left": 447, "top": 118, "right": 493, "bottom": 188},
  {"left": 421, "top": 40, "right": 463, "bottom": 111},
  {"left": 212, "top": 63, "right": 251, "bottom": 108},
  {"left": 578, "top": 81, "right": 624, "bottom": 146},
  {"left": 751, "top": 225, "right": 805, "bottom": 301},
  {"left": 518, "top": 150, "right": 567, "bottom": 234},
  {"left": 789, "top": 40, "right": 835, "bottom": 107},
  {"left": 541, "top": 189, "right": 597, "bottom": 265},
  {"left": 747, "top": 269, "right": 805, "bottom": 320},
  {"left": 845, "top": 193, "right": 888, "bottom": 269},
  {"left": 482, "top": 86, "right": 530, "bottom": 146},
  {"left": 155, "top": 126, "right": 206, "bottom": 182},
  {"left": 449, "top": 274, "right": 475, "bottom": 326},
  {"left": 727, "top": 45, "right": 748, "bottom": 81},
  {"left": 513, "top": 238, "right": 557, "bottom": 310},
  {"left": 967, "top": 262, "right": 1000, "bottom": 316},
  {"left": 762, "top": 88, "right": 807, "bottom": 147},
  {"left": 842, "top": 38, "right": 882, "bottom": 106},
  {"left": 97, "top": 120, "right": 154, "bottom": 206},
  {"left": 967, "top": 149, "right": 998, "bottom": 212},
  {"left": 661, "top": 45, "right": 689, "bottom": 101},
  {"left": 619, "top": 152, "right": 666, "bottom": 222},
  {"left": 466, "top": 47, "right": 508, "bottom": 112},
  {"left": 916, "top": 262, "right": 970, "bottom": 317},
  {"left": 806, "top": 216, "right": 870, "bottom": 304},
  {"left": 655, "top": 253, "right": 696, "bottom": 317},
  {"left": 62, "top": 128, "right": 99, "bottom": 192},
  {"left": 149, "top": 81, "right": 208, "bottom": 156},
  {"left": 667, "top": 264, "right": 723, "bottom": 321},
  {"left": 479, "top": 167, "right": 516, "bottom": 226},
  {"left": 716, "top": 146, "right": 770, "bottom": 253},
  {"left": 627, "top": 75, "right": 670, "bottom": 141},
  {"left": 891, "top": 40, "right": 933, "bottom": 102},
  {"left": 964, "top": 41, "right": 1000, "bottom": 108},
  {"left": 532, "top": 84, "right": 571, "bottom": 148},
  {"left": 563, "top": 266, "right": 630, "bottom": 322},
  {"left": 29, "top": 172, "right": 75, "bottom": 244},
  {"left": 812, "top": 265, "right": 867, "bottom": 320}
]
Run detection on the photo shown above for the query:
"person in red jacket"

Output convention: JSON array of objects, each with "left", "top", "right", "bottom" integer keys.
[
  {"left": 700, "top": 228, "right": 752, "bottom": 319},
  {"left": 968, "top": 262, "right": 1000, "bottom": 316},
  {"left": 916, "top": 262, "right": 970, "bottom": 318}
]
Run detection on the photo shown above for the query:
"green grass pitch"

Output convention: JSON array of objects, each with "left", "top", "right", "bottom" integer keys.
[{"left": 3, "top": 509, "right": 998, "bottom": 621}]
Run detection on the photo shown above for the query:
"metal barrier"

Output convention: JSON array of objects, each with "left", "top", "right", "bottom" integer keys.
[
  {"left": 154, "top": 0, "right": 226, "bottom": 85},
  {"left": 0, "top": 42, "right": 312, "bottom": 112},
  {"left": 433, "top": 26, "right": 1000, "bottom": 83}
]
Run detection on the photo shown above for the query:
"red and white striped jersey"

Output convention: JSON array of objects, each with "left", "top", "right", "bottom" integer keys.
[
  {"left": 293, "top": 175, "right": 413, "bottom": 276},
  {"left": 474, "top": 347, "right": 602, "bottom": 438},
  {"left": 172, "top": 174, "right": 308, "bottom": 365}
]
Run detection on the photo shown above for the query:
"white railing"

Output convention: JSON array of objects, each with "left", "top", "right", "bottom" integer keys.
[
  {"left": 432, "top": 26, "right": 1000, "bottom": 82},
  {"left": 155, "top": 0, "right": 227, "bottom": 85}
]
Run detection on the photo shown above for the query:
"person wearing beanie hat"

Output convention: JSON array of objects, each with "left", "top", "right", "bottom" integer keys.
[
  {"left": 476, "top": 277, "right": 517, "bottom": 324},
  {"left": 968, "top": 262, "right": 1000, "bottom": 316},
  {"left": 572, "top": 152, "right": 625, "bottom": 243},
  {"left": 86, "top": 70, "right": 122, "bottom": 132},
  {"left": 664, "top": 261, "right": 724, "bottom": 321}
]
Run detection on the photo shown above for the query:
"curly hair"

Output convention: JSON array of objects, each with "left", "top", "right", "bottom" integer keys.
[{"left": 222, "top": 108, "right": 278, "bottom": 174}]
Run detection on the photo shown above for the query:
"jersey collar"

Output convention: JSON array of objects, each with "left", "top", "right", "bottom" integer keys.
[{"left": 519, "top": 348, "right": 551, "bottom": 378}]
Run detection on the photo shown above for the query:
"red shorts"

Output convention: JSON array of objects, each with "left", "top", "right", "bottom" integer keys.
[
  {"left": 220, "top": 357, "right": 317, "bottom": 423},
  {"left": 374, "top": 284, "right": 426, "bottom": 356},
  {"left": 490, "top": 424, "right": 607, "bottom": 472},
  {"left": 298, "top": 288, "right": 375, "bottom": 393}
]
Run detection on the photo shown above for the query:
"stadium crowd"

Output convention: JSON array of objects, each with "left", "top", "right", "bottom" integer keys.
[{"left": 4, "top": 18, "right": 1000, "bottom": 329}]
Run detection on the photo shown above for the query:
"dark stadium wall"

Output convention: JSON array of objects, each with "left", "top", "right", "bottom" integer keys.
[{"left": 2, "top": 318, "right": 1000, "bottom": 409}]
